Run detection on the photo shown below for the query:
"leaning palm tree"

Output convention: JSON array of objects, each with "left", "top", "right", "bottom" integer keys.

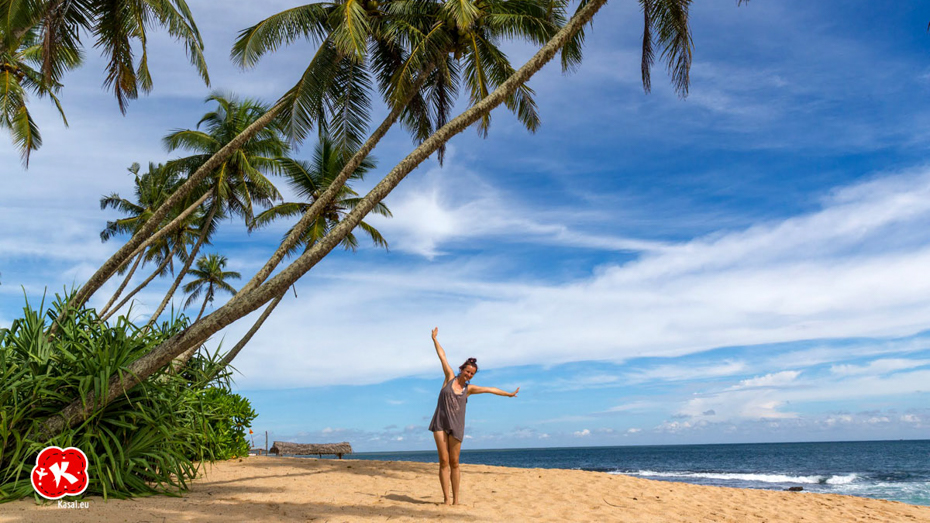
[
  {"left": 1, "top": 0, "right": 209, "bottom": 162},
  {"left": 98, "top": 162, "right": 184, "bottom": 316},
  {"left": 211, "top": 135, "right": 390, "bottom": 373},
  {"left": 66, "top": 0, "right": 567, "bottom": 313},
  {"left": 182, "top": 254, "right": 240, "bottom": 323},
  {"left": 250, "top": 136, "right": 390, "bottom": 253},
  {"left": 99, "top": 205, "right": 204, "bottom": 323},
  {"left": 145, "top": 92, "right": 288, "bottom": 327},
  {"left": 225, "top": 0, "right": 570, "bottom": 301},
  {"left": 232, "top": 0, "right": 570, "bottom": 159}
]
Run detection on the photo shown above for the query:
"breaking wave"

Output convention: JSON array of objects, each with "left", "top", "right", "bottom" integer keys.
[{"left": 615, "top": 470, "right": 859, "bottom": 485}]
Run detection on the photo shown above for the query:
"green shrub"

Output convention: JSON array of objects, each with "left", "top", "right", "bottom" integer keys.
[{"left": 0, "top": 294, "right": 256, "bottom": 501}]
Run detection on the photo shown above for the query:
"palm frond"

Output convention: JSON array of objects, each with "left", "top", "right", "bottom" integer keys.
[
  {"left": 357, "top": 219, "right": 389, "bottom": 250},
  {"left": 443, "top": 0, "right": 480, "bottom": 31},
  {"left": 648, "top": 0, "right": 692, "bottom": 97},
  {"left": 231, "top": 3, "right": 331, "bottom": 68},
  {"left": 474, "top": 32, "right": 539, "bottom": 132},
  {"left": 10, "top": 101, "right": 40, "bottom": 165},
  {"left": 327, "top": 55, "right": 372, "bottom": 152},
  {"left": 250, "top": 202, "right": 307, "bottom": 231},
  {"left": 162, "top": 129, "right": 219, "bottom": 153},
  {"left": 273, "top": 37, "right": 340, "bottom": 143},
  {"left": 330, "top": 0, "right": 371, "bottom": 60}
]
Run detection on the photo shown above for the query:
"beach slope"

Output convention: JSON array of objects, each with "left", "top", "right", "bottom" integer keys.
[{"left": 2, "top": 456, "right": 929, "bottom": 522}]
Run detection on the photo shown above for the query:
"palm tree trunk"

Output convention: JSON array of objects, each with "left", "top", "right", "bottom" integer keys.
[
  {"left": 68, "top": 101, "right": 285, "bottom": 312},
  {"left": 208, "top": 291, "right": 286, "bottom": 379},
  {"left": 40, "top": 0, "right": 608, "bottom": 439},
  {"left": 123, "top": 191, "right": 210, "bottom": 267},
  {"left": 99, "top": 242, "right": 182, "bottom": 323},
  {"left": 170, "top": 291, "right": 214, "bottom": 370},
  {"left": 145, "top": 202, "right": 218, "bottom": 329},
  {"left": 196, "top": 293, "right": 210, "bottom": 323},
  {"left": 98, "top": 251, "right": 144, "bottom": 317},
  {"left": 232, "top": 71, "right": 434, "bottom": 300}
]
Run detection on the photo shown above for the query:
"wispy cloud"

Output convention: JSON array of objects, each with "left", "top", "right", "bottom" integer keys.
[{"left": 368, "top": 154, "right": 668, "bottom": 259}]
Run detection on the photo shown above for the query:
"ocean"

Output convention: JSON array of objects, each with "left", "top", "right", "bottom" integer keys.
[{"left": 343, "top": 440, "right": 930, "bottom": 506}]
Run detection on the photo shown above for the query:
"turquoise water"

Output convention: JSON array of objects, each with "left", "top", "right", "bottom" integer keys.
[{"left": 342, "top": 440, "right": 930, "bottom": 506}]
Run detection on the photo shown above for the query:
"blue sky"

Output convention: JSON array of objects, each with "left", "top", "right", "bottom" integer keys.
[{"left": 2, "top": 1, "right": 930, "bottom": 451}]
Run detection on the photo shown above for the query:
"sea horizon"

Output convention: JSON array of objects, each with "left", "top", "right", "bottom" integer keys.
[{"left": 346, "top": 437, "right": 930, "bottom": 455}]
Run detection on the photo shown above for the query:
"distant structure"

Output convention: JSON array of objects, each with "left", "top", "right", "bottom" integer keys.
[{"left": 269, "top": 441, "right": 353, "bottom": 459}]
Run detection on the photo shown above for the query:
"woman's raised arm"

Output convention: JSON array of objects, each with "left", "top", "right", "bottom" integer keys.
[
  {"left": 432, "top": 327, "right": 456, "bottom": 383},
  {"left": 467, "top": 386, "right": 520, "bottom": 398}
]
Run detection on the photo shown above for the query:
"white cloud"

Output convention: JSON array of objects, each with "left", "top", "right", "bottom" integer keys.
[
  {"left": 731, "top": 371, "right": 801, "bottom": 390},
  {"left": 830, "top": 358, "right": 930, "bottom": 376},
  {"left": 628, "top": 360, "right": 748, "bottom": 383},
  {"left": 656, "top": 420, "right": 693, "bottom": 433},
  {"left": 603, "top": 401, "right": 655, "bottom": 413},
  {"left": 573, "top": 429, "right": 591, "bottom": 437},
  {"left": 367, "top": 158, "right": 668, "bottom": 259}
]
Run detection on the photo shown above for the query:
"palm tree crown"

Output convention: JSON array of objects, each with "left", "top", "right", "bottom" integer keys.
[
  {"left": 100, "top": 163, "right": 181, "bottom": 242},
  {"left": 1, "top": 0, "right": 209, "bottom": 163},
  {"left": 231, "top": 0, "right": 578, "bottom": 162},
  {"left": 250, "top": 135, "right": 391, "bottom": 254},
  {"left": 182, "top": 254, "right": 241, "bottom": 322},
  {"left": 164, "top": 92, "right": 288, "bottom": 226}
]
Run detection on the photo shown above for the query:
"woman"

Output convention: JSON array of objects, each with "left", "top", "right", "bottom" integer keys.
[{"left": 428, "top": 327, "right": 519, "bottom": 505}]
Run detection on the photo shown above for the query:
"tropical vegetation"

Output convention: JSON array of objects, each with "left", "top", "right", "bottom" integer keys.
[{"left": 0, "top": 296, "right": 255, "bottom": 501}]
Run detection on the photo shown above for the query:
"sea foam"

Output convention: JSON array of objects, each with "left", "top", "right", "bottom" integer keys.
[{"left": 616, "top": 470, "right": 859, "bottom": 485}]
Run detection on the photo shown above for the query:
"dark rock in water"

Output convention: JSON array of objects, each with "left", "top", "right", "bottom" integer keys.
[{"left": 786, "top": 486, "right": 804, "bottom": 492}]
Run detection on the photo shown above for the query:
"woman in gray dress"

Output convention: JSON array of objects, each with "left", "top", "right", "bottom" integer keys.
[{"left": 429, "top": 327, "right": 519, "bottom": 505}]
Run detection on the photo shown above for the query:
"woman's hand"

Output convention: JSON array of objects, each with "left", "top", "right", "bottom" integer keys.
[
  {"left": 509, "top": 387, "right": 520, "bottom": 397},
  {"left": 431, "top": 327, "right": 439, "bottom": 340}
]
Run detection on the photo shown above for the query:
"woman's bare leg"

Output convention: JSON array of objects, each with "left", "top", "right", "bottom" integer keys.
[
  {"left": 447, "top": 435, "right": 463, "bottom": 505},
  {"left": 433, "top": 431, "right": 452, "bottom": 504}
]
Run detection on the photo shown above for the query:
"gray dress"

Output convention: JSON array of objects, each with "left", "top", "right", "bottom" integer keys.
[{"left": 428, "top": 378, "right": 469, "bottom": 441}]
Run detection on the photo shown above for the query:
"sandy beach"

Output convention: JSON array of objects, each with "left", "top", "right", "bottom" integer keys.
[{"left": 1, "top": 456, "right": 928, "bottom": 522}]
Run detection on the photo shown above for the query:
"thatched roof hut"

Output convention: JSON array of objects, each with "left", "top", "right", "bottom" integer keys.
[{"left": 269, "top": 441, "right": 353, "bottom": 458}]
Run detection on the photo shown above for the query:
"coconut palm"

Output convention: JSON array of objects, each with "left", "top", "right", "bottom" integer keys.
[
  {"left": 145, "top": 93, "right": 288, "bottom": 327},
  {"left": 211, "top": 135, "right": 390, "bottom": 373},
  {"left": 98, "top": 162, "right": 185, "bottom": 316},
  {"left": 1, "top": 0, "right": 209, "bottom": 162},
  {"left": 68, "top": 0, "right": 562, "bottom": 311},
  {"left": 182, "top": 254, "right": 240, "bottom": 323},
  {"left": 250, "top": 136, "right": 390, "bottom": 253},
  {"left": 164, "top": 93, "right": 287, "bottom": 226},
  {"left": 99, "top": 204, "right": 205, "bottom": 323},
  {"left": 231, "top": 0, "right": 573, "bottom": 160},
  {"left": 225, "top": 0, "right": 570, "bottom": 301}
]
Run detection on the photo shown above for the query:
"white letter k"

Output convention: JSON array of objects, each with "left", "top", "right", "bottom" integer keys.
[{"left": 49, "top": 462, "right": 78, "bottom": 487}]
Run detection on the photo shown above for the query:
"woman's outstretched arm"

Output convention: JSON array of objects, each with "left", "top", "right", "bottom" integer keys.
[
  {"left": 467, "top": 386, "right": 520, "bottom": 398},
  {"left": 432, "top": 327, "right": 456, "bottom": 383}
]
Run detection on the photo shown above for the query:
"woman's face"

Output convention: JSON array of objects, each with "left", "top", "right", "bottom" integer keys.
[{"left": 459, "top": 365, "right": 477, "bottom": 381}]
